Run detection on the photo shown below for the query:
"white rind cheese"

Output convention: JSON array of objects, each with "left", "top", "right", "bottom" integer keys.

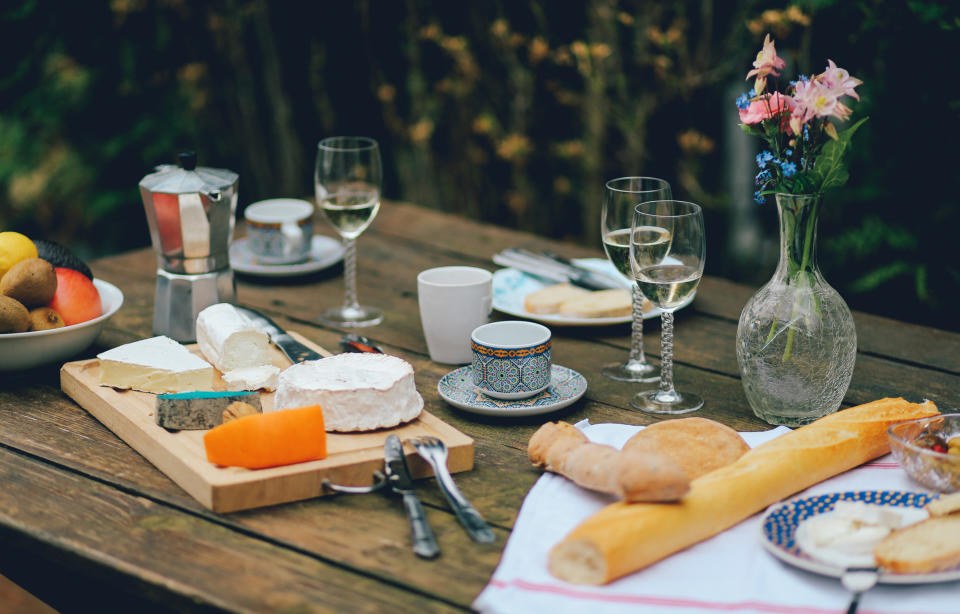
[
  {"left": 195, "top": 303, "right": 271, "bottom": 373},
  {"left": 98, "top": 336, "right": 214, "bottom": 394},
  {"left": 273, "top": 354, "right": 423, "bottom": 432},
  {"left": 222, "top": 364, "right": 281, "bottom": 391}
]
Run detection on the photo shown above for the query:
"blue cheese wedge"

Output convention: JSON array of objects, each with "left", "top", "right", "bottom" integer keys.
[
  {"left": 195, "top": 303, "right": 271, "bottom": 373},
  {"left": 156, "top": 390, "right": 261, "bottom": 430},
  {"left": 98, "top": 336, "right": 215, "bottom": 394}
]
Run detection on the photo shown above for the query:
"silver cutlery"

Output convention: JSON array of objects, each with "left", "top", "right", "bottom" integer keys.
[
  {"left": 841, "top": 566, "right": 879, "bottom": 614},
  {"left": 384, "top": 435, "right": 440, "bottom": 559},
  {"left": 492, "top": 248, "right": 623, "bottom": 291},
  {"left": 409, "top": 436, "right": 495, "bottom": 544},
  {"left": 235, "top": 306, "right": 325, "bottom": 363}
]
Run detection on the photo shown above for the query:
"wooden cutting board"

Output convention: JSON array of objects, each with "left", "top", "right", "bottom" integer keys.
[{"left": 60, "top": 333, "right": 473, "bottom": 513}]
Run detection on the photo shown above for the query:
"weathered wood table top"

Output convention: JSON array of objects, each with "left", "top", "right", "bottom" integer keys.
[{"left": 1, "top": 202, "right": 958, "bottom": 613}]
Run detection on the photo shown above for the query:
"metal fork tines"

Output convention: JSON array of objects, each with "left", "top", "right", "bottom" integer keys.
[{"left": 408, "top": 436, "right": 496, "bottom": 544}]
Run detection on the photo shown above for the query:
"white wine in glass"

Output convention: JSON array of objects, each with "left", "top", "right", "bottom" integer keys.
[
  {"left": 600, "top": 177, "right": 672, "bottom": 382},
  {"left": 315, "top": 136, "right": 383, "bottom": 327},
  {"left": 629, "top": 199, "right": 705, "bottom": 414}
]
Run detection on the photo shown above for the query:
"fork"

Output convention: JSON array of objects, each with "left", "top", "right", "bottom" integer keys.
[{"left": 408, "top": 436, "right": 496, "bottom": 543}]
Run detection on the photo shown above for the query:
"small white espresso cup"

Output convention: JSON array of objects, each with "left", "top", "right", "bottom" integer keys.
[
  {"left": 244, "top": 198, "right": 314, "bottom": 264},
  {"left": 417, "top": 266, "right": 493, "bottom": 364}
]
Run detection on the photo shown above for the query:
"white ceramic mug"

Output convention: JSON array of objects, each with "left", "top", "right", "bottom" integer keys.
[
  {"left": 417, "top": 266, "right": 493, "bottom": 364},
  {"left": 244, "top": 198, "right": 314, "bottom": 264}
]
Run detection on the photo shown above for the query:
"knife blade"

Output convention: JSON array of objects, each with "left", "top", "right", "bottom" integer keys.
[
  {"left": 384, "top": 435, "right": 440, "bottom": 559},
  {"left": 493, "top": 249, "right": 624, "bottom": 291},
  {"left": 234, "top": 306, "right": 325, "bottom": 364}
]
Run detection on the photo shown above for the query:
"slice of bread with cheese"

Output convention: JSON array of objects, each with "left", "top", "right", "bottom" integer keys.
[
  {"left": 558, "top": 289, "right": 632, "bottom": 318},
  {"left": 524, "top": 283, "right": 590, "bottom": 314}
]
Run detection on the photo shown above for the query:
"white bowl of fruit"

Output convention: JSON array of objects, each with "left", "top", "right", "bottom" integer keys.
[{"left": 0, "top": 232, "right": 124, "bottom": 370}]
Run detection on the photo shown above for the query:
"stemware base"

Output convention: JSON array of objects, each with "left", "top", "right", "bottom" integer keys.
[
  {"left": 318, "top": 305, "right": 383, "bottom": 328},
  {"left": 630, "top": 390, "right": 703, "bottom": 415},
  {"left": 601, "top": 360, "right": 660, "bottom": 383}
]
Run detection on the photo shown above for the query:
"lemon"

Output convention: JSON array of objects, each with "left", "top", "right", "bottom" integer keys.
[{"left": 0, "top": 231, "right": 38, "bottom": 280}]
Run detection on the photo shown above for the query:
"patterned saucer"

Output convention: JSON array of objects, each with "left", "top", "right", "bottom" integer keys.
[
  {"left": 437, "top": 365, "right": 587, "bottom": 417},
  {"left": 761, "top": 490, "right": 960, "bottom": 584}
]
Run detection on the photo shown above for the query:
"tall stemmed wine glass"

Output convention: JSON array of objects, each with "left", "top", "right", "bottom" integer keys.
[
  {"left": 315, "top": 136, "right": 383, "bottom": 327},
  {"left": 600, "top": 177, "right": 672, "bottom": 382},
  {"left": 629, "top": 200, "right": 705, "bottom": 414}
]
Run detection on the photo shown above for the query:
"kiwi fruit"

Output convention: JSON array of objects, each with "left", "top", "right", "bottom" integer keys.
[
  {"left": 1, "top": 257, "right": 57, "bottom": 307},
  {"left": 33, "top": 239, "right": 92, "bottom": 280},
  {"left": 28, "top": 306, "right": 65, "bottom": 331},
  {"left": 0, "top": 295, "right": 29, "bottom": 333}
]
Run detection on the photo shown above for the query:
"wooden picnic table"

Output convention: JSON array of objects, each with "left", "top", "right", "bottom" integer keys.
[{"left": 0, "top": 201, "right": 958, "bottom": 613}]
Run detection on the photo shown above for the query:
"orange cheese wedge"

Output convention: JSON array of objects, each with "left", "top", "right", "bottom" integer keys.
[{"left": 204, "top": 405, "right": 327, "bottom": 469}]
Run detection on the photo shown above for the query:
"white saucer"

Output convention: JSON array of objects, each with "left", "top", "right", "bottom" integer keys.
[
  {"left": 231, "top": 236, "right": 345, "bottom": 277},
  {"left": 437, "top": 365, "right": 587, "bottom": 417}
]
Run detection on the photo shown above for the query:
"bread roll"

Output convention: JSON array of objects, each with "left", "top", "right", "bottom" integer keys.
[
  {"left": 548, "top": 398, "right": 940, "bottom": 585},
  {"left": 524, "top": 284, "right": 589, "bottom": 314},
  {"left": 622, "top": 418, "right": 750, "bottom": 480}
]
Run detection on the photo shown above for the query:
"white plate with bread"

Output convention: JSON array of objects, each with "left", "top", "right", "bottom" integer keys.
[
  {"left": 492, "top": 258, "right": 693, "bottom": 326},
  {"left": 761, "top": 490, "right": 960, "bottom": 583}
]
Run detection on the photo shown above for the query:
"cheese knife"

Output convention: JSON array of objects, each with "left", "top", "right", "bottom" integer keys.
[
  {"left": 234, "top": 306, "right": 325, "bottom": 364},
  {"left": 384, "top": 435, "right": 440, "bottom": 559}
]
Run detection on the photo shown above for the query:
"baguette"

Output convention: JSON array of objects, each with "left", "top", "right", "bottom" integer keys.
[
  {"left": 874, "top": 514, "right": 960, "bottom": 573},
  {"left": 548, "top": 398, "right": 940, "bottom": 585},
  {"left": 524, "top": 284, "right": 590, "bottom": 314},
  {"left": 558, "top": 289, "right": 632, "bottom": 318}
]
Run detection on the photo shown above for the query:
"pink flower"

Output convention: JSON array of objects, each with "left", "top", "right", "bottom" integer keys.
[
  {"left": 792, "top": 78, "right": 845, "bottom": 125},
  {"left": 739, "top": 92, "right": 796, "bottom": 130},
  {"left": 820, "top": 59, "right": 862, "bottom": 101},
  {"left": 746, "top": 34, "right": 787, "bottom": 94}
]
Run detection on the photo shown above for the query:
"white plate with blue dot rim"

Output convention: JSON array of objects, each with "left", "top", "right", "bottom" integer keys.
[
  {"left": 761, "top": 490, "right": 960, "bottom": 584},
  {"left": 492, "top": 258, "right": 694, "bottom": 326},
  {"left": 437, "top": 364, "right": 587, "bottom": 417}
]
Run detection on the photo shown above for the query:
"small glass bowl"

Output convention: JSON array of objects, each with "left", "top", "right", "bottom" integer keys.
[{"left": 888, "top": 413, "right": 960, "bottom": 492}]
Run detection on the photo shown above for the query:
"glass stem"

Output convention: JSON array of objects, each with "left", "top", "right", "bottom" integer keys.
[
  {"left": 656, "top": 312, "right": 678, "bottom": 402},
  {"left": 627, "top": 285, "right": 647, "bottom": 365},
  {"left": 343, "top": 238, "right": 359, "bottom": 309}
]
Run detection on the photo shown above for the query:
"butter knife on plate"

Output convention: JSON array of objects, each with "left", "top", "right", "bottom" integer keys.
[{"left": 234, "top": 306, "right": 325, "bottom": 364}]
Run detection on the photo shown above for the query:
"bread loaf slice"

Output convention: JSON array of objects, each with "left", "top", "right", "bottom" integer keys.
[
  {"left": 558, "top": 289, "right": 632, "bottom": 318},
  {"left": 548, "top": 398, "right": 940, "bottom": 585},
  {"left": 524, "top": 284, "right": 590, "bottom": 314},
  {"left": 874, "top": 514, "right": 960, "bottom": 573}
]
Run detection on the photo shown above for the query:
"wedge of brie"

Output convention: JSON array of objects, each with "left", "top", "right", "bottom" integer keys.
[
  {"left": 273, "top": 354, "right": 423, "bottom": 432},
  {"left": 222, "top": 364, "right": 281, "bottom": 392},
  {"left": 195, "top": 303, "right": 271, "bottom": 373},
  {"left": 98, "top": 336, "right": 215, "bottom": 394}
]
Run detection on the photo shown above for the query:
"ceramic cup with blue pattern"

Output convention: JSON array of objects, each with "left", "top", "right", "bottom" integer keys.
[
  {"left": 471, "top": 321, "right": 551, "bottom": 399},
  {"left": 245, "top": 198, "right": 314, "bottom": 264}
]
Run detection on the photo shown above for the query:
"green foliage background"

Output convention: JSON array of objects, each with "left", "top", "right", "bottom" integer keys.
[{"left": 1, "top": 0, "right": 957, "bottom": 330}]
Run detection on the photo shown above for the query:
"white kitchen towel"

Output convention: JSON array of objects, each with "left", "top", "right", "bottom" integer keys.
[{"left": 474, "top": 421, "right": 957, "bottom": 614}]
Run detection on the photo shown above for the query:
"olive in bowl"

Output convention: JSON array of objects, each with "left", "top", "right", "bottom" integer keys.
[{"left": 888, "top": 413, "right": 960, "bottom": 492}]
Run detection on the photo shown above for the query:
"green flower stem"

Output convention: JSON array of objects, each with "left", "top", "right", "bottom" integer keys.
[{"left": 782, "top": 195, "right": 820, "bottom": 362}]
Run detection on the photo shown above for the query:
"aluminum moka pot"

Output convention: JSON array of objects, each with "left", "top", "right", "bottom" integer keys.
[{"left": 138, "top": 151, "right": 239, "bottom": 342}]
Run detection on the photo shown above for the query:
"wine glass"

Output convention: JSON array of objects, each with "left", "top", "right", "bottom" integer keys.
[
  {"left": 629, "top": 200, "right": 705, "bottom": 414},
  {"left": 315, "top": 136, "right": 383, "bottom": 327},
  {"left": 600, "top": 177, "right": 672, "bottom": 382}
]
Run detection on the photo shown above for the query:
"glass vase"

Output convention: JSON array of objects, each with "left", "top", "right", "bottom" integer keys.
[{"left": 736, "top": 193, "right": 856, "bottom": 426}]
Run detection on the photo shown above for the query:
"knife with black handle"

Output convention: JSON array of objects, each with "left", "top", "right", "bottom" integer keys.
[
  {"left": 384, "top": 435, "right": 440, "bottom": 559},
  {"left": 234, "top": 306, "right": 325, "bottom": 364}
]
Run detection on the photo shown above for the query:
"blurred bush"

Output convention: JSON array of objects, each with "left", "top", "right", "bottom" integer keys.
[{"left": 0, "top": 0, "right": 957, "bottom": 330}]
